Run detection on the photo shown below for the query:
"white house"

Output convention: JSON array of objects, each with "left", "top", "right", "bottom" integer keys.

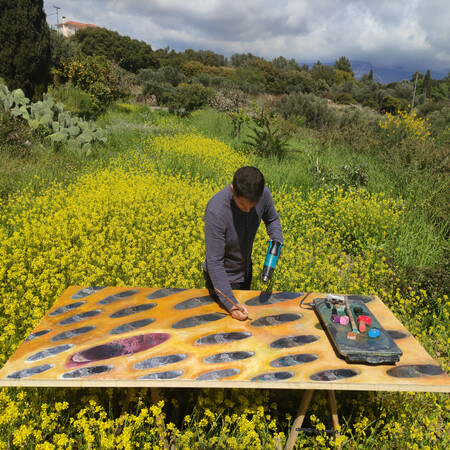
[{"left": 56, "top": 18, "right": 101, "bottom": 37}]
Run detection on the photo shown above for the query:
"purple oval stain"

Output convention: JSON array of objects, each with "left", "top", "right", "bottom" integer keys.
[{"left": 66, "top": 333, "right": 171, "bottom": 368}]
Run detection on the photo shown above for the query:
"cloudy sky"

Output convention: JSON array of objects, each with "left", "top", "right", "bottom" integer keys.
[{"left": 44, "top": 0, "right": 449, "bottom": 73}]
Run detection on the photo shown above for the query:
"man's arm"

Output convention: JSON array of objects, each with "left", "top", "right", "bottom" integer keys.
[
  {"left": 204, "top": 209, "right": 248, "bottom": 319},
  {"left": 262, "top": 187, "right": 283, "bottom": 242}
]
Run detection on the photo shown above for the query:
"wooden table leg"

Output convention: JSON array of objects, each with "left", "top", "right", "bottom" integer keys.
[
  {"left": 285, "top": 390, "right": 340, "bottom": 450},
  {"left": 327, "top": 390, "right": 339, "bottom": 431},
  {"left": 284, "top": 389, "right": 314, "bottom": 450}
]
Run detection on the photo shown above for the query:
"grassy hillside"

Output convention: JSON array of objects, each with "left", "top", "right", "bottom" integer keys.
[{"left": 0, "top": 102, "right": 448, "bottom": 448}]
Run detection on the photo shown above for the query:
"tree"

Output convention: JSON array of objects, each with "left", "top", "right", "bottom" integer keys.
[
  {"left": 73, "top": 27, "right": 158, "bottom": 73},
  {"left": 334, "top": 56, "right": 354, "bottom": 77},
  {"left": 422, "top": 70, "right": 432, "bottom": 98},
  {"left": 0, "top": 0, "right": 51, "bottom": 99},
  {"left": 49, "top": 28, "right": 79, "bottom": 69}
]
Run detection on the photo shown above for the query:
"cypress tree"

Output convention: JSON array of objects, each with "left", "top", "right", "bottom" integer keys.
[
  {"left": 422, "top": 69, "right": 432, "bottom": 98},
  {"left": 0, "top": 0, "right": 51, "bottom": 99}
]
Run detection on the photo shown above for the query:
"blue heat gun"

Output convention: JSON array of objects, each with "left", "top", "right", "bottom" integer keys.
[{"left": 262, "top": 240, "right": 282, "bottom": 283}]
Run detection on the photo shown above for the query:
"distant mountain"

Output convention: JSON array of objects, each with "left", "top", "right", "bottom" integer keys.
[
  {"left": 304, "top": 60, "right": 449, "bottom": 84},
  {"left": 350, "top": 61, "right": 448, "bottom": 84}
]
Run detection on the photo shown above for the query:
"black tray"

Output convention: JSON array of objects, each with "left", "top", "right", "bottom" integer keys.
[{"left": 313, "top": 297, "right": 403, "bottom": 364}]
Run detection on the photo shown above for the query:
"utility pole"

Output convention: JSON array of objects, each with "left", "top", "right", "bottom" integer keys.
[
  {"left": 411, "top": 72, "right": 418, "bottom": 113},
  {"left": 53, "top": 5, "right": 61, "bottom": 25}
]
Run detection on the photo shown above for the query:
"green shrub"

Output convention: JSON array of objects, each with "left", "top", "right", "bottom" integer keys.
[
  {"left": 165, "top": 83, "right": 214, "bottom": 115},
  {"left": 244, "top": 110, "right": 290, "bottom": 160},
  {"left": 0, "top": 116, "right": 34, "bottom": 157},
  {"left": 48, "top": 84, "right": 96, "bottom": 120},
  {"left": 380, "top": 95, "right": 408, "bottom": 114},
  {"left": 54, "top": 55, "right": 132, "bottom": 112},
  {"left": 333, "top": 91, "right": 357, "bottom": 105},
  {"left": 276, "top": 92, "right": 337, "bottom": 130}
]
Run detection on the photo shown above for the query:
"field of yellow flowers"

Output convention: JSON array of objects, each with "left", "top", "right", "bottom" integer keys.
[{"left": 0, "top": 108, "right": 448, "bottom": 449}]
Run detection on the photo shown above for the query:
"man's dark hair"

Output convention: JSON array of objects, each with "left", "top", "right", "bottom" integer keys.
[{"left": 232, "top": 167, "right": 265, "bottom": 203}]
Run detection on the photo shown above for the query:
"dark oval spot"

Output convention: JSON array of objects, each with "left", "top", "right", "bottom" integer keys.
[
  {"left": 24, "top": 329, "right": 51, "bottom": 342},
  {"left": 172, "top": 313, "right": 227, "bottom": 329},
  {"left": 51, "top": 326, "right": 96, "bottom": 342},
  {"left": 246, "top": 291, "right": 302, "bottom": 306},
  {"left": 62, "top": 365, "right": 114, "bottom": 379},
  {"left": 386, "top": 364, "right": 445, "bottom": 378},
  {"left": 58, "top": 310, "right": 102, "bottom": 326},
  {"left": 7, "top": 364, "right": 54, "bottom": 379},
  {"left": 251, "top": 371, "right": 294, "bottom": 382},
  {"left": 98, "top": 289, "right": 139, "bottom": 305},
  {"left": 109, "top": 319, "right": 155, "bottom": 335},
  {"left": 204, "top": 351, "right": 255, "bottom": 364},
  {"left": 250, "top": 313, "right": 302, "bottom": 327},
  {"left": 110, "top": 303, "right": 156, "bottom": 318},
  {"left": 134, "top": 354, "right": 187, "bottom": 370},
  {"left": 387, "top": 330, "right": 410, "bottom": 340},
  {"left": 147, "top": 288, "right": 187, "bottom": 300},
  {"left": 66, "top": 333, "right": 171, "bottom": 368},
  {"left": 139, "top": 370, "right": 183, "bottom": 380},
  {"left": 310, "top": 369, "right": 359, "bottom": 381},
  {"left": 270, "top": 335, "right": 320, "bottom": 349},
  {"left": 174, "top": 295, "right": 215, "bottom": 310},
  {"left": 196, "top": 368, "right": 240, "bottom": 381},
  {"left": 71, "top": 286, "right": 106, "bottom": 300},
  {"left": 270, "top": 354, "right": 318, "bottom": 368},
  {"left": 195, "top": 332, "right": 252, "bottom": 345},
  {"left": 26, "top": 344, "right": 74, "bottom": 362},
  {"left": 346, "top": 294, "right": 375, "bottom": 304},
  {"left": 49, "top": 301, "right": 86, "bottom": 317}
]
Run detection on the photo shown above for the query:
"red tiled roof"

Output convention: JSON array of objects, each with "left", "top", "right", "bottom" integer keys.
[{"left": 56, "top": 21, "right": 101, "bottom": 28}]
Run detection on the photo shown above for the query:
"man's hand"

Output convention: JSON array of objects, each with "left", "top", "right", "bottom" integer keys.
[{"left": 230, "top": 303, "right": 249, "bottom": 321}]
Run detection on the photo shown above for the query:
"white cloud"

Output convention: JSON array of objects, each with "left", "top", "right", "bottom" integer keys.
[{"left": 44, "top": 0, "right": 450, "bottom": 72}]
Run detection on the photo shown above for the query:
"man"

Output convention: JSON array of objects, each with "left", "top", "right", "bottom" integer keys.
[{"left": 203, "top": 166, "right": 283, "bottom": 320}]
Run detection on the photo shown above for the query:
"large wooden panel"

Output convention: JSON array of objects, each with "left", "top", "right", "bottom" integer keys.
[{"left": 0, "top": 286, "right": 448, "bottom": 392}]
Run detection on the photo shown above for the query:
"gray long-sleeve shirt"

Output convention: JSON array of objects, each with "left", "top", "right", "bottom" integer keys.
[{"left": 203, "top": 184, "right": 283, "bottom": 311}]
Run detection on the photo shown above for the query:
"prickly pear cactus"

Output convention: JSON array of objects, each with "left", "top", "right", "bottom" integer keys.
[{"left": 0, "top": 81, "right": 106, "bottom": 155}]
